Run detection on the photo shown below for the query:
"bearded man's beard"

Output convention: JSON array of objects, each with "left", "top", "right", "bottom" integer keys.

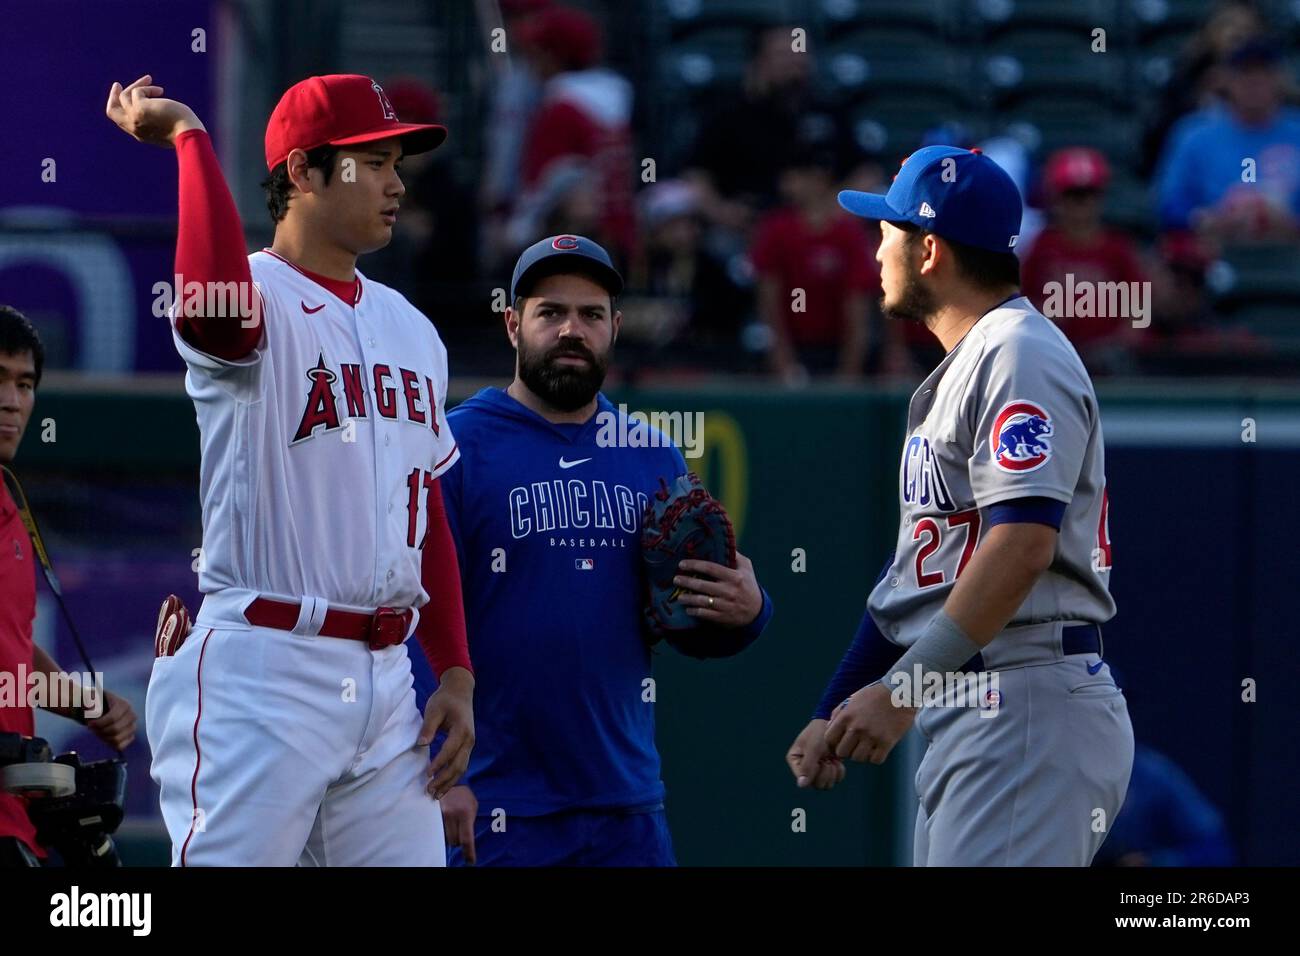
[{"left": 517, "top": 336, "right": 609, "bottom": 412}]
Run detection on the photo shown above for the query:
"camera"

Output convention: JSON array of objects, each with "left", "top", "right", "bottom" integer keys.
[{"left": 1, "top": 732, "right": 127, "bottom": 867}]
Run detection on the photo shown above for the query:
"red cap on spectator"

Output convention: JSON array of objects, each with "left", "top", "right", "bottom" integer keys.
[
  {"left": 519, "top": 7, "right": 602, "bottom": 70},
  {"left": 1044, "top": 147, "right": 1110, "bottom": 196},
  {"left": 264, "top": 74, "right": 447, "bottom": 171},
  {"left": 382, "top": 76, "right": 443, "bottom": 125}
]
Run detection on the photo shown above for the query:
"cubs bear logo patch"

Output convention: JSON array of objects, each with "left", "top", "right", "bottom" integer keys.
[{"left": 991, "top": 400, "right": 1053, "bottom": 472}]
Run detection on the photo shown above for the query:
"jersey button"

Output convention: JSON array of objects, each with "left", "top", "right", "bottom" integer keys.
[
  {"left": 384, "top": 435, "right": 390, "bottom": 446},
  {"left": 889, "top": 576, "right": 900, "bottom": 587},
  {"left": 368, "top": 337, "right": 376, "bottom": 347},
  {"left": 387, "top": 503, "right": 393, "bottom": 514},
  {"left": 904, "top": 515, "right": 912, "bottom": 525},
  {"left": 386, "top": 570, "right": 394, "bottom": 580}
]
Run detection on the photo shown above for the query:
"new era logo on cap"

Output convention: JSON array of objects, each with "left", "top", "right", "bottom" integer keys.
[{"left": 919, "top": 202, "right": 937, "bottom": 218}]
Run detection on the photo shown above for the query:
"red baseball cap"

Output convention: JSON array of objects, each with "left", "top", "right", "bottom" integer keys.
[
  {"left": 519, "top": 7, "right": 602, "bottom": 70},
  {"left": 1044, "top": 147, "right": 1110, "bottom": 196},
  {"left": 264, "top": 74, "right": 447, "bottom": 171}
]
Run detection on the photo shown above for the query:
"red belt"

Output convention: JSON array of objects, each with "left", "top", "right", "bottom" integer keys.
[{"left": 244, "top": 598, "right": 412, "bottom": 650}]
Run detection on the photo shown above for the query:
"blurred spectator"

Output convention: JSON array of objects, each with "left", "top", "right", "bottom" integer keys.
[
  {"left": 749, "top": 113, "right": 880, "bottom": 383},
  {"left": 619, "top": 180, "right": 753, "bottom": 362},
  {"left": 509, "top": 6, "right": 636, "bottom": 264},
  {"left": 1095, "top": 744, "right": 1235, "bottom": 866},
  {"left": 684, "top": 23, "right": 826, "bottom": 250},
  {"left": 1023, "top": 148, "right": 1147, "bottom": 371},
  {"left": 482, "top": 0, "right": 552, "bottom": 216},
  {"left": 1139, "top": 1, "right": 1269, "bottom": 177},
  {"left": 1147, "top": 232, "right": 1215, "bottom": 344},
  {"left": 360, "top": 78, "right": 478, "bottom": 316},
  {"left": 1136, "top": 232, "right": 1265, "bottom": 371},
  {"left": 1155, "top": 37, "right": 1300, "bottom": 244}
]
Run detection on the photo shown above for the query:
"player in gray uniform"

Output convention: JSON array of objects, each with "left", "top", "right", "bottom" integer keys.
[{"left": 785, "top": 146, "right": 1134, "bottom": 866}]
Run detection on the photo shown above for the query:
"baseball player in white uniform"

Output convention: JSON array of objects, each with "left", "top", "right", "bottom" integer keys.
[
  {"left": 786, "top": 146, "right": 1134, "bottom": 866},
  {"left": 106, "top": 73, "right": 475, "bottom": 866}
]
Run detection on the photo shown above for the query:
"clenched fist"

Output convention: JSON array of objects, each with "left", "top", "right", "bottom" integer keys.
[
  {"left": 785, "top": 718, "right": 845, "bottom": 790},
  {"left": 824, "top": 683, "right": 915, "bottom": 765},
  {"left": 105, "top": 74, "right": 205, "bottom": 147},
  {"left": 84, "top": 690, "right": 138, "bottom": 751}
]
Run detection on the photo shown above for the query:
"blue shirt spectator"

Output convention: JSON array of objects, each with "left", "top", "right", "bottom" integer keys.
[
  {"left": 1155, "top": 38, "right": 1300, "bottom": 239},
  {"left": 1094, "top": 744, "right": 1235, "bottom": 867}
]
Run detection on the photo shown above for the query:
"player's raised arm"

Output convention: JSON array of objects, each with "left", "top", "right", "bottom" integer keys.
[{"left": 105, "top": 75, "right": 260, "bottom": 360}]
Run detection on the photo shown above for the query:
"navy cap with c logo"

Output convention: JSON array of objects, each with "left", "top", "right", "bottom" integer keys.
[
  {"left": 510, "top": 234, "right": 624, "bottom": 301},
  {"left": 837, "top": 145, "right": 1023, "bottom": 253}
]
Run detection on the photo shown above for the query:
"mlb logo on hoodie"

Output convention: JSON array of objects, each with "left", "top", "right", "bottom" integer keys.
[{"left": 576, "top": 558, "right": 595, "bottom": 570}]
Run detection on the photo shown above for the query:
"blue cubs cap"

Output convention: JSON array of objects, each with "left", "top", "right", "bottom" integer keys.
[
  {"left": 837, "top": 145, "right": 1023, "bottom": 253},
  {"left": 510, "top": 234, "right": 624, "bottom": 301}
]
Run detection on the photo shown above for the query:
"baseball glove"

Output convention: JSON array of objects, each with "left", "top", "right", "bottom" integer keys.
[
  {"left": 641, "top": 472, "right": 737, "bottom": 647},
  {"left": 154, "top": 594, "right": 192, "bottom": 658}
]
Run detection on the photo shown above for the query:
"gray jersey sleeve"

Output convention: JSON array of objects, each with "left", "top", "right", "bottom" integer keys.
[{"left": 966, "top": 336, "right": 1095, "bottom": 508}]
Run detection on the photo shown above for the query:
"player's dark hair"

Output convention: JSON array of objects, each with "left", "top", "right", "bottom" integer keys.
[
  {"left": 903, "top": 225, "right": 1020, "bottom": 292},
  {"left": 261, "top": 144, "right": 341, "bottom": 223},
  {"left": 0, "top": 305, "right": 44, "bottom": 387}
]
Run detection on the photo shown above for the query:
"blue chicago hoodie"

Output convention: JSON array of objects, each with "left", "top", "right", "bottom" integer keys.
[{"left": 408, "top": 387, "right": 772, "bottom": 816}]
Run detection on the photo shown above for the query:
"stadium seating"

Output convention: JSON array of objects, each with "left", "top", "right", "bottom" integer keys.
[
  {"left": 978, "top": 30, "right": 1128, "bottom": 107},
  {"left": 657, "top": 0, "right": 797, "bottom": 38},
  {"left": 660, "top": 28, "right": 752, "bottom": 93},
  {"left": 1210, "top": 244, "right": 1300, "bottom": 347},
  {"left": 966, "top": 0, "right": 1123, "bottom": 39},
  {"left": 1124, "top": 0, "right": 1224, "bottom": 44},
  {"left": 817, "top": 0, "right": 961, "bottom": 37},
  {"left": 825, "top": 31, "right": 974, "bottom": 99},
  {"left": 852, "top": 96, "right": 984, "bottom": 156},
  {"left": 995, "top": 98, "right": 1141, "bottom": 160}
]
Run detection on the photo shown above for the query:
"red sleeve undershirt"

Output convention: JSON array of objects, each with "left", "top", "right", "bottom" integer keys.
[
  {"left": 173, "top": 129, "right": 262, "bottom": 360},
  {"left": 415, "top": 478, "right": 472, "bottom": 678}
]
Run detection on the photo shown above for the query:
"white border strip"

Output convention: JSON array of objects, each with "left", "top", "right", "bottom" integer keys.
[{"left": 1103, "top": 408, "right": 1300, "bottom": 448}]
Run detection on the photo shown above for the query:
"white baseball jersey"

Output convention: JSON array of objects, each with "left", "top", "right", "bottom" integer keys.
[
  {"left": 173, "top": 249, "right": 459, "bottom": 614},
  {"left": 149, "top": 249, "right": 456, "bottom": 866},
  {"left": 868, "top": 296, "right": 1114, "bottom": 646}
]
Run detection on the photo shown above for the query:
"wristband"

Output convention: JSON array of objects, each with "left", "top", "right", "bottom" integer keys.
[{"left": 880, "top": 611, "right": 981, "bottom": 707}]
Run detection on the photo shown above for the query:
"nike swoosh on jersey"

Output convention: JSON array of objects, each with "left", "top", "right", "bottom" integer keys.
[
  {"left": 1087, "top": 660, "right": 1105, "bottom": 675},
  {"left": 559, "top": 457, "right": 592, "bottom": 469},
  {"left": 301, "top": 301, "right": 326, "bottom": 314}
]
